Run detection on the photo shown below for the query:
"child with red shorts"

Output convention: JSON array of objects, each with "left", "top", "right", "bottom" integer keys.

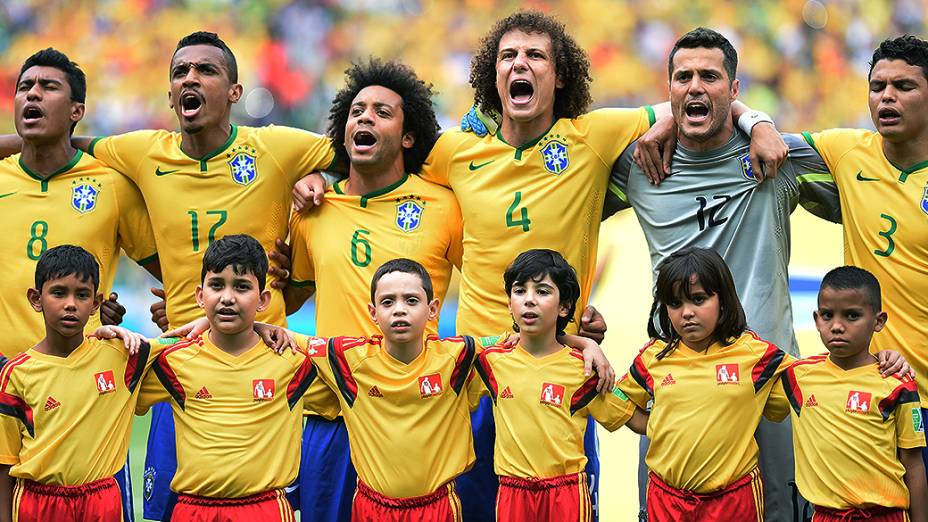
[
  {"left": 471, "top": 249, "right": 648, "bottom": 522},
  {"left": 776, "top": 267, "right": 927, "bottom": 522},
  {"left": 0, "top": 245, "right": 159, "bottom": 522}
]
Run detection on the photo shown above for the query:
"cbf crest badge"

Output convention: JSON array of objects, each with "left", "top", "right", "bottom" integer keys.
[
  {"left": 71, "top": 177, "right": 101, "bottom": 213},
  {"left": 227, "top": 146, "right": 258, "bottom": 186},
  {"left": 540, "top": 135, "right": 569, "bottom": 175},
  {"left": 395, "top": 195, "right": 425, "bottom": 233},
  {"left": 921, "top": 184, "right": 928, "bottom": 215},
  {"left": 740, "top": 154, "right": 757, "bottom": 181}
]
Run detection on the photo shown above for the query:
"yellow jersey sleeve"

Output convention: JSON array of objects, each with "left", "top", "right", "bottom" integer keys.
[
  {"left": 800, "top": 128, "right": 870, "bottom": 172},
  {"left": 254, "top": 125, "right": 335, "bottom": 186},
  {"left": 288, "top": 211, "right": 315, "bottom": 286},
  {"left": 88, "top": 131, "right": 159, "bottom": 183},
  {"left": 894, "top": 379, "right": 926, "bottom": 449},
  {"left": 112, "top": 172, "right": 157, "bottom": 263},
  {"left": 584, "top": 380, "right": 635, "bottom": 432},
  {"left": 580, "top": 107, "right": 655, "bottom": 167},
  {"left": 418, "top": 132, "right": 460, "bottom": 188},
  {"left": 762, "top": 353, "right": 796, "bottom": 422},
  {"left": 617, "top": 340, "right": 660, "bottom": 410},
  {"left": 291, "top": 334, "right": 341, "bottom": 419},
  {"left": 446, "top": 196, "right": 464, "bottom": 269},
  {"left": 136, "top": 357, "right": 171, "bottom": 415}
]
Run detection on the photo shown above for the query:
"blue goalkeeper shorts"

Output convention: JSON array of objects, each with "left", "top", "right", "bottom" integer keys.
[{"left": 142, "top": 402, "right": 178, "bottom": 521}]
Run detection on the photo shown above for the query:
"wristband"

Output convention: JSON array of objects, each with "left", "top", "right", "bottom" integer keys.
[{"left": 737, "top": 110, "right": 774, "bottom": 134}]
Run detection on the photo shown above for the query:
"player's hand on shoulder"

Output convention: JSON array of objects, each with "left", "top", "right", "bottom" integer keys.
[
  {"left": 748, "top": 123, "right": 787, "bottom": 182},
  {"left": 268, "top": 239, "right": 292, "bottom": 290},
  {"left": 632, "top": 115, "right": 676, "bottom": 185},
  {"left": 149, "top": 287, "right": 169, "bottom": 332},
  {"left": 579, "top": 305, "right": 607, "bottom": 344},
  {"left": 90, "top": 325, "right": 146, "bottom": 355},
  {"left": 254, "top": 323, "right": 299, "bottom": 354},
  {"left": 292, "top": 172, "right": 328, "bottom": 212},
  {"left": 560, "top": 331, "right": 616, "bottom": 395},
  {"left": 100, "top": 292, "right": 127, "bottom": 326},
  {"left": 876, "top": 349, "right": 915, "bottom": 379},
  {"left": 162, "top": 316, "right": 209, "bottom": 340},
  {"left": 459, "top": 104, "right": 500, "bottom": 137}
]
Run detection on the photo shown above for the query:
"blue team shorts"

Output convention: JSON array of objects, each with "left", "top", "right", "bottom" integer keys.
[
  {"left": 142, "top": 402, "right": 178, "bottom": 521},
  {"left": 113, "top": 457, "right": 134, "bottom": 522},
  {"left": 922, "top": 408, "right": 928, "bottom": 477},
  {"left": 293, "top": 415, "right": 356, "bottom": 522}
]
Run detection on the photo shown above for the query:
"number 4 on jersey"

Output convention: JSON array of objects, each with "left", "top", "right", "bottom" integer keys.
[{"left": 506, "top": 191, "right": 531, "bottom": 232}]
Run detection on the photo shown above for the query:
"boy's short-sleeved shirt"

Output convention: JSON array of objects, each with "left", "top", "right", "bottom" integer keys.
[
  {"left": 0, "top": 151, "right": 157, "bottom": 355},
  {"left": 802, "top": 129, "right": 928, "bottom": 406},
  {"left": 136, "top": 333, "right": 335, "bottom": 498},
  {"left": 781, "top": 355, "right": 926, "bottom": 510},
  {"left": 89, "top": 125, "right": 335, "bottom": 329},
  {"left": 617, "top": 331, "right": 794, "bottom": 493},
  {"left": 0, "top": 337, "right": 167, "bottom": 484},
  {"left": 420, "top": 107, "right": 654, "bottom": 335},
  {"left": 472, "top": 345, "right": 634, "bottom": 479},
  {"left": 309, "top": 335, "right": 477, "bottom": 498},
  {"left": 289, "top": 173, "right": 463, "bottom": 338}
]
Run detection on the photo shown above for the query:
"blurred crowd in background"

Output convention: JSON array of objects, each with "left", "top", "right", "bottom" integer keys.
[{"left": 0, "top": 0, "right": 922, "bottom": 333}]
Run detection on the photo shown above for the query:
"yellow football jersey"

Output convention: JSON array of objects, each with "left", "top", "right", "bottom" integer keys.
[
  {"left": 88, "top": 125, "right": 335, "bottom": 329},
  {"left": 136, "top": 332, "right": 335, "bottom": 498},
  {"left": 289, "top": 173, "right": 463, "bottom": 337},
  {"left": 0, "top": 337, "right": 169, "bottom": 485},
  {"left": 803, "top": 129, "right": 928, "bottom": 406},
  {"left": 617, "top": 331, "right": 794, "bottom": 493},
  {"left": 310, "top": 335, "right": 477, "bottom": 498},
  {"left": 420, "top": 107, "right": 654, "bottom": 334},
  {"left": 780, "top": 355, "right": 925, "bottom": 510},
  {"left": 472, "top": 345, "right": 634, "bottom": 479},
  {"left": 0, "top": 151, "right": 157, "bottom": 355}
]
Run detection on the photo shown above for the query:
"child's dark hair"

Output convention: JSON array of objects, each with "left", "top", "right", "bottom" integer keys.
[
  {"left": 201, "top": 234, "right": 268, "bottom": 291},
  {"left": 651, "top": 247, "right": 746, "bottom": 359},
  {"left": 869, "top": 35, "right": 928, "bottom": 80},
  {"left": 370, "top": 258, "right": 434, "bottom": 303},
  {"left": 35, "top": 245, "right": 99, "bottom": 292},
  {"left": 174, "top": 31, "right": 238, "bottom": 83},
  {"left": 819, "top": 266, "right": 882, "bottom": 312},
  {"left": 503, "top": 249, "right": 580, "bottom": 336}
]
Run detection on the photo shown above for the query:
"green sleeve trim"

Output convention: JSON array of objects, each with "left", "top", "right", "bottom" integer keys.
[
  {"left": 87, "top": 136, "right": 105, "bottom": 157},
  {"left": 290, "top": 279, "right": 316, "bottom": 289},
  {"left": 800, "top": 132, "right": 820, "bottom": 154},
  {"left": 608, "top": 181, "right": 629, "bottom": 203},
  {"left": 645, "top": 105, "right": 656, "bottom": 127},
  {"left": 134, "top": 253, "right": 159, "bottom": 266},
  {"left": 795, "top": 172, "right": 834, "bottom": 184}
]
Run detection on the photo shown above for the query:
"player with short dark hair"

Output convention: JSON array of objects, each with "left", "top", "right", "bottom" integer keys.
[
  {"left": 776, "top": 265, "right": 927, "bottom": 522},
  {"left": 0, "top": 245, "right": 158, "bottom": 522}
]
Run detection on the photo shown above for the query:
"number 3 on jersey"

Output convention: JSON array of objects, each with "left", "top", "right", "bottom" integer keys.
[{"left": 506, "top": 191, "right": 531, "bottom": 232}]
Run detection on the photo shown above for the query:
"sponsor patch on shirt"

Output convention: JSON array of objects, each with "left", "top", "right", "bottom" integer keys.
[
  {"left": 94, "top": 370, "right": 117, "bottom": 394},
  {"left": 253, "top": 379, "right": 275, "bottom": 401},
  {"left": 540, "top": 382, "right": 565, "bottom": 406},
  {"left": 845, "top": 390, "right": 871, "bottom": 414},
  {"left": 715, "top": 364, "right": 740, "bottom": 384},
  {"left": 418, "top": 374, "right": 443, "bottom": 398}
]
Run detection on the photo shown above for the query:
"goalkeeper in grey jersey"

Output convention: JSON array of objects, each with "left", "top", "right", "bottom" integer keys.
[{"left": 604, "top": 28, "right": 840, "bottom": 522}]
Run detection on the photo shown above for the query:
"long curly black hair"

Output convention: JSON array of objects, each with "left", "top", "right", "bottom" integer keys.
[
  {"left": 328, "top": 58, "right": 439, "bottom": 174},
  {"left": 469, "top": 10, "right": 593, "bottom": 120}
]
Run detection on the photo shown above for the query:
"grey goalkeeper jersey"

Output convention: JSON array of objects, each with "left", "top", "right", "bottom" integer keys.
[{"left": 604, "top": 131, "right": 841, "bottom": 356}]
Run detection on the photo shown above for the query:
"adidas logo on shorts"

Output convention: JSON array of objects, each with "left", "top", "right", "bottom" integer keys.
[
  {"left": 805, "top": 394, "right": 818, "bottom": 408},
  {"left": 368, "top": 386, "right": 384, "bottom": 398},
  {"left": 44, "top": 396, "right": 61, "bottom": 411},
  {"left": 195, "top": 387, "right": 212, "bottom": 400},
  {"left": 500, "top": 386, "right": 514, "bottom": 399},
  {"left": 661, "top": 374, "right": 676, "bottom": 386}
]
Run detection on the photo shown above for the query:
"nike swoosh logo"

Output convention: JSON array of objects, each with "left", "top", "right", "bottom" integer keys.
[
  {"left": 0, "top": 192, "right": 15, "bottom": 199},
  {"left": 468, "top": 160, "right": 495, "bottom": 171},
  {"left": 155, "top": 167, "right": 179, "bottom": 177},
  {"left": 855, "top": 170, "right": 879, "bottom": 182}
]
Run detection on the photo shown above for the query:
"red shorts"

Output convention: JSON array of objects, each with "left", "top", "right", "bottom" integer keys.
[
  {"left": 496, "top": 472, "right": 592, "bottom": 522},
  {"left": 351, "top": 480, "right": 461, "bottom": 522},
  {"left": 13, "top": 476, "right": 122, "bottom": 522},
  {"left": 813, "top": 505, "right": 907, "bottom": 522},
  {"left": 647, "top": 468, "right": 764, "bottom": 522},
  {"left": 171, "top": 489, "right": 294, "bottom": 522}
]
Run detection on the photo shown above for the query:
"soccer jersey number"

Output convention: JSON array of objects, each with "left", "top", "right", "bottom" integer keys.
[
  {"left": 188, "top": 210, "right": 228, "bottom": 252},
  {"left": 26, "top": 220, "right": 49, "bottom": 260},
  {"left": 873, "top": 213, "right": 897, "bottom": 257},
  {"left": 351, "top": 229, "right": 372, "bottom": 267},
  {"left": 506, "top": 191, "right": 532, "bottom": 232},
  {"left": 695, "top": 195, "right": 732, "bottom": 231}
]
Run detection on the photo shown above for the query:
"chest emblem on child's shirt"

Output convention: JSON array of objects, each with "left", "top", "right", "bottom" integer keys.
[
  {"left": 94, "top": 370, "right": 117, "bottom": 394},
  {"left": 845, "top": 390, "right": 871, "bottom": 414},
  {"left": 418, "top": 374, "right": 443, "bottom": 398},
  {"left": 540, "top": 383, "right": 565, "bottom": 406},
  {"left": 804, "top": 394, "right": 818, "bottom": 408},
  {"left": 715, "top": 364, "right": 740, "bottom": 385},
  {"left": 253, "top": 379, "right": 275, "bottom": 401},
  {"left": 660, "top": 374, "right": 676, "bottom": 387},
  {"left": 44, "top": 396, "right": 61, "bottom": 412},
  {"left": 307, "top": 337, "right": 327, "bottom": 357},
  {"left": 500, "top": 386, "right": 514, "bottom": 399}
]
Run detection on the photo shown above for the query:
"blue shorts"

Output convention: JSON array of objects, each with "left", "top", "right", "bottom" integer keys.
[
  {"left": 922, "top": 408, "right": 928, "bottom": 477},
  {"left": 142, "top": 402, "right": 178, "bottom": 521},
  {"left": 294, "top": 415, "right": 355, "bottom": 522},
  {"left": 584, "top": 415, "right": 600, "bottom": 522},
  {"left": 114, "top": 457, "right": 134, "bottom": 522}
]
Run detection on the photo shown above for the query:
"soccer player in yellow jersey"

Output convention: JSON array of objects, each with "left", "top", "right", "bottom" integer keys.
[
  {"left": 0, "top": 49, "right": 160, "bottom": 358},
  {"left": 799, "top": 36, "right": 928, "bottom": 475},
  {"left": 775, "top": 266, "right": 927, "bottom": 522},
  {"left": 135, "top": 235, "right": 332, "bottom": 521},
  {"left": 284, "top": 59, "right": 462, "bottom": 520},
  {"left": 471, "top": 249, "right": 647, "bottom": 522},
  {"left": 0, "top": 245, "right": 164, "bottom": 522}
]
